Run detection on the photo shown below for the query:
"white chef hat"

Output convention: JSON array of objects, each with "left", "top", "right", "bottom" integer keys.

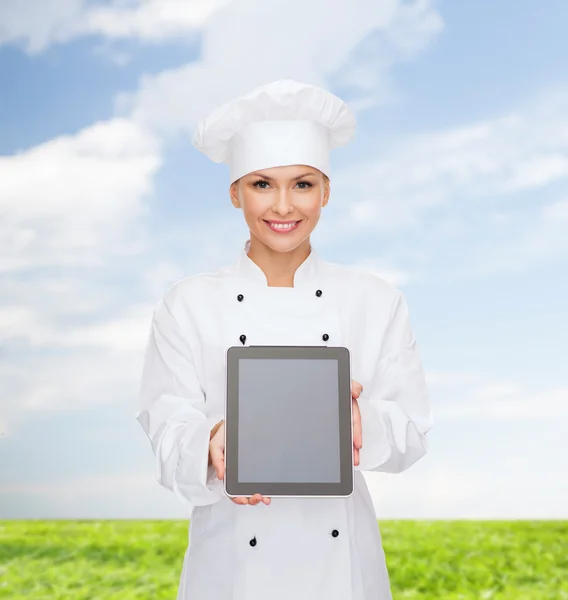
[{"left": 191, "top": 79, "right": 356, "bottom": 184}]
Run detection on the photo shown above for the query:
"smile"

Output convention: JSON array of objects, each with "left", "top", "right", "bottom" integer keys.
[{"left": 264, "top": 220, "right": 301, "bottom": 233}]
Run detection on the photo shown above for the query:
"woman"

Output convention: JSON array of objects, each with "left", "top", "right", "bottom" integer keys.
[{"left": 137, "top": 79, "right": 433, "bottom": 600}]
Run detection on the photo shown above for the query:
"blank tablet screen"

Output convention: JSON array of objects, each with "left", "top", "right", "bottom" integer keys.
[{"left": 237, "top": 358, "right": 340, "bottom": 483}]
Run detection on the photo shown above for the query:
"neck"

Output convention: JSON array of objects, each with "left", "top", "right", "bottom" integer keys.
[{"left": 246, "top": 235, "right": 312, "bottom": 287}]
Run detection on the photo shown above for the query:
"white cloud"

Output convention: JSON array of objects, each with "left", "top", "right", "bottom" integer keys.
[
  {"left": 348, "top": 259, "right": 414, "bottom": 287},
  {"left": 423, "top": 370, "right": 568, "bottom": 422},
  {"left": 0, "top": 0, "right": 82, "bottom": 54},
  {"left": 0, "top": 220, "right": 251, "bottom": 438},
  {"left": 1, "top": 471, "right": 190, "bottom": 518},
  {"left": 62, "top": 309, "right": 151, "bottom": 351},
  {"left": 83, "top": 0, "right": 230, "bottom": 40},
  {"left": 500, "top": 154, "right": 568, "bottom": 192},
  {"left": 525, "top": 197, "right": 568, "bottom": 257},
  {"left": 0, "top": 339, "right": 146, "bottom": 445},
  {"left": 365, "top": 463, "right": 568, "bottom": 519},
  {"left": 364, "top": 467, "right": 485, "bottom": 518},
  {"left": 436, "top": 379, "right": 568, "bottom": 420},
  {"left": 424, "top": 371, "right": 482, "bottom": 386},
  {"left": 0, "top": 118, "right": 161, "bottom": 272},
  {"left": 468, "top": 196, "right": 568, "bottom": 276},
  {"left": 0, "top": 0, "right": 229, "bottom": 53},
  {"left": 0, "top": 304, "right": 151, "bottom": 351},
  {"left": 329, "top": 88, "right": 568, "bottom": 233},
  {"left": 122, "top": 0, "right": 443, "bottom": 133},
  {"left": 2, "top": 472, "right": 150, "bottom": 497},
  {"left": 0, "top": 117, "right": 162, "bottom": 434}
]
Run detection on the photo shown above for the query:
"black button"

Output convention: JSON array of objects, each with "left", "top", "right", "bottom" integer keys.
[
  {"left": 322, "top": 333, "right": 329, "bottom": 341},
  {"left": 239, "top": 334, "right": 247, "bottom": 345},
  {"left": 331, "top": 529, "right": 339, "bottom": 537},
  {"left": 237, "top": 294, "right": 244, "bottom": 302},
  {"left": 315, "top": 289, "right": 322, "bottom": 297},
  {"left": 249, "top": 537, "right": 257, "bottom": 547}
]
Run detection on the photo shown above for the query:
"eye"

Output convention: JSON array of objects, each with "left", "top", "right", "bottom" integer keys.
[
  {"left": 296, "top": 180, "right": 313, "bottom": 189},
  {"left": 252, "top": 179, "right": 270, "bottom": 189}
]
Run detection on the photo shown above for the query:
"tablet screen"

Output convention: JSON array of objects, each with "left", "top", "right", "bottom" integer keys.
[{"left": 237, "top": 358, "right": 341, "bottom": 483}]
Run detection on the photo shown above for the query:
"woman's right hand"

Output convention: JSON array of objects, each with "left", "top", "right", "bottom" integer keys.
[{"left": 209, "top": 421, "right": 271, "bottom": 506}]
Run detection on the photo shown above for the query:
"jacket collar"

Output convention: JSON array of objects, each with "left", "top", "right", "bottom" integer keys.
[{"left": 235, "top": 239, "right": 321, "bottom": 288}]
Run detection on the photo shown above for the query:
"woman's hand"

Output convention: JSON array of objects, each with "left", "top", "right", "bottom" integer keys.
[
  {"left": 351, "top": 379, "right": 363, "bottom": 466},
  {"left": 209, "top": 421, "right": 271, "bottom": 506}
]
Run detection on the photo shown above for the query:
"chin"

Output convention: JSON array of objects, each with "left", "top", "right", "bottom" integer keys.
[
  {"left": 250, "top": 221, "right": 314, "bottom": 253},
  {"left": 265, "top": 235, "right": 309, "bottom": 254}
]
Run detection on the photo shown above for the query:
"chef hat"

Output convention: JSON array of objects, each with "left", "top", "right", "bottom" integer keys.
[{"left": 191, "top": 79, "right": 356, "bottom": 184}]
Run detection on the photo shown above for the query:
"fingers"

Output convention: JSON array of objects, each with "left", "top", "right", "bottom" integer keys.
[
  {"left": 351, "top": 378, "right": 363, "bottom": 399},
  {"left": 209, "top": 443, "right": 225, "bottom": 480},
  {"left": 231, "top": 494, "right": 271, "bottom": 505},
  {"left": 352, "top": 397, "right": 362, "bottom": 450},
  {"left": 213, "top": 421, "right": 270, "bottom": 505},
  {"left": 351, "top": 380, "right": 363, "bottom": 461},
  {"left": 352, "top": 393, "right": 362, "bottom": 467}
]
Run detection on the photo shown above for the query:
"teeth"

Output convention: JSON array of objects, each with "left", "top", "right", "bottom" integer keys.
[{"left": 270, "top": 222, "right": 296, "bottom": 229}]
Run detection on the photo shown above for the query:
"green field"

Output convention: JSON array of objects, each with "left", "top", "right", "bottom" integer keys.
[{"left": 1, "top": 520, "right": 566, "bottom": 599}]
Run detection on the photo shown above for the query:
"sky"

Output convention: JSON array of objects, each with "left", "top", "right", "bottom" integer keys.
[{"left": 1, "top": 0, "right": 567, "bottom": 520}]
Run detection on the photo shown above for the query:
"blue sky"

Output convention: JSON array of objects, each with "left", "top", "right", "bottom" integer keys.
[{"left": 1, "top": 0, "right": 567, "bottom": 519}]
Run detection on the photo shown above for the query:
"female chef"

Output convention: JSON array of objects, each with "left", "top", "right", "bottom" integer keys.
[{"left": 136, "top": 79, "right": 433, "bottom": 600}]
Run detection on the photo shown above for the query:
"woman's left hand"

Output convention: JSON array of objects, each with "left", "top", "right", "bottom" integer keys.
[{"left": 351, "top": 379, "right": 363, "bottom": 467}]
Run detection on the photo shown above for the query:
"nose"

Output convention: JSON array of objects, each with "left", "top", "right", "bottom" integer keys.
[{"left": 272, "top": 188, "right": 294, "bottom": 216}]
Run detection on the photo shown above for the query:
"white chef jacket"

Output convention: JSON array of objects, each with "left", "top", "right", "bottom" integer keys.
[{"left": 136, "top": 239, "right": 433, "bottom": 600}]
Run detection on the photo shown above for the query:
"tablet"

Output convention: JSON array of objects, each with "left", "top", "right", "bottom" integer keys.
[{"left": 224, "top": 345, "right": 353, "bottom": 498}]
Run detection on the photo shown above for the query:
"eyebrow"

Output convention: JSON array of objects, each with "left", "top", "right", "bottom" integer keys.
[{"left": 248, "top": 171, "right": 317, "bottom": 182}]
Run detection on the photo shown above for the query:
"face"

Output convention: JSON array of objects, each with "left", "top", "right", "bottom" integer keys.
[{"left": 229, "top": 164, "right": 330, "bottom": 253}]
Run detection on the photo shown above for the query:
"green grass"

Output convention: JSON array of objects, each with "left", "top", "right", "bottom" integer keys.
[{"left": 1, "top": 520, "right": 566, "bottom": 599}]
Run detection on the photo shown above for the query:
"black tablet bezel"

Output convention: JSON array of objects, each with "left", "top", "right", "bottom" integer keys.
[{"left": 224, "top": 345, "right": 353, "bottom": 497}]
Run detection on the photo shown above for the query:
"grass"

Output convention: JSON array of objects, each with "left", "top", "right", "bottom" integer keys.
[{"left": 1, "top": 520, "right": 566, "bottom": 599}]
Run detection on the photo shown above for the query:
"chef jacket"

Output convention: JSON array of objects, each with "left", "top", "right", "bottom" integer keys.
[{"left": 136, "top": 239, "right": 433, "bottom": 600}]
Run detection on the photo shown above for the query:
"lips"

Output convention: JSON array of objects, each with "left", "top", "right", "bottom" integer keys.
[{"left": 264, "top": 219, "right": 302, "bottom": 233}]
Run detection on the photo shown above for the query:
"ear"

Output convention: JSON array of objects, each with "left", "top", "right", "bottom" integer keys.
[
  {"left": 321, "top": 177, "right": 330, "bottom": 207},
  {"left": 229, "top": 180, "right": 241, "bottom": 208}
]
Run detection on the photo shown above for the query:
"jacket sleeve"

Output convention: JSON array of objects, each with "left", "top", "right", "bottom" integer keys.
[
  {"left": 355, "top": 289, "right": 434, "bottom": 474},
  {"left": 136, "top": 296, "right": 224, "bottom": 507}
]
